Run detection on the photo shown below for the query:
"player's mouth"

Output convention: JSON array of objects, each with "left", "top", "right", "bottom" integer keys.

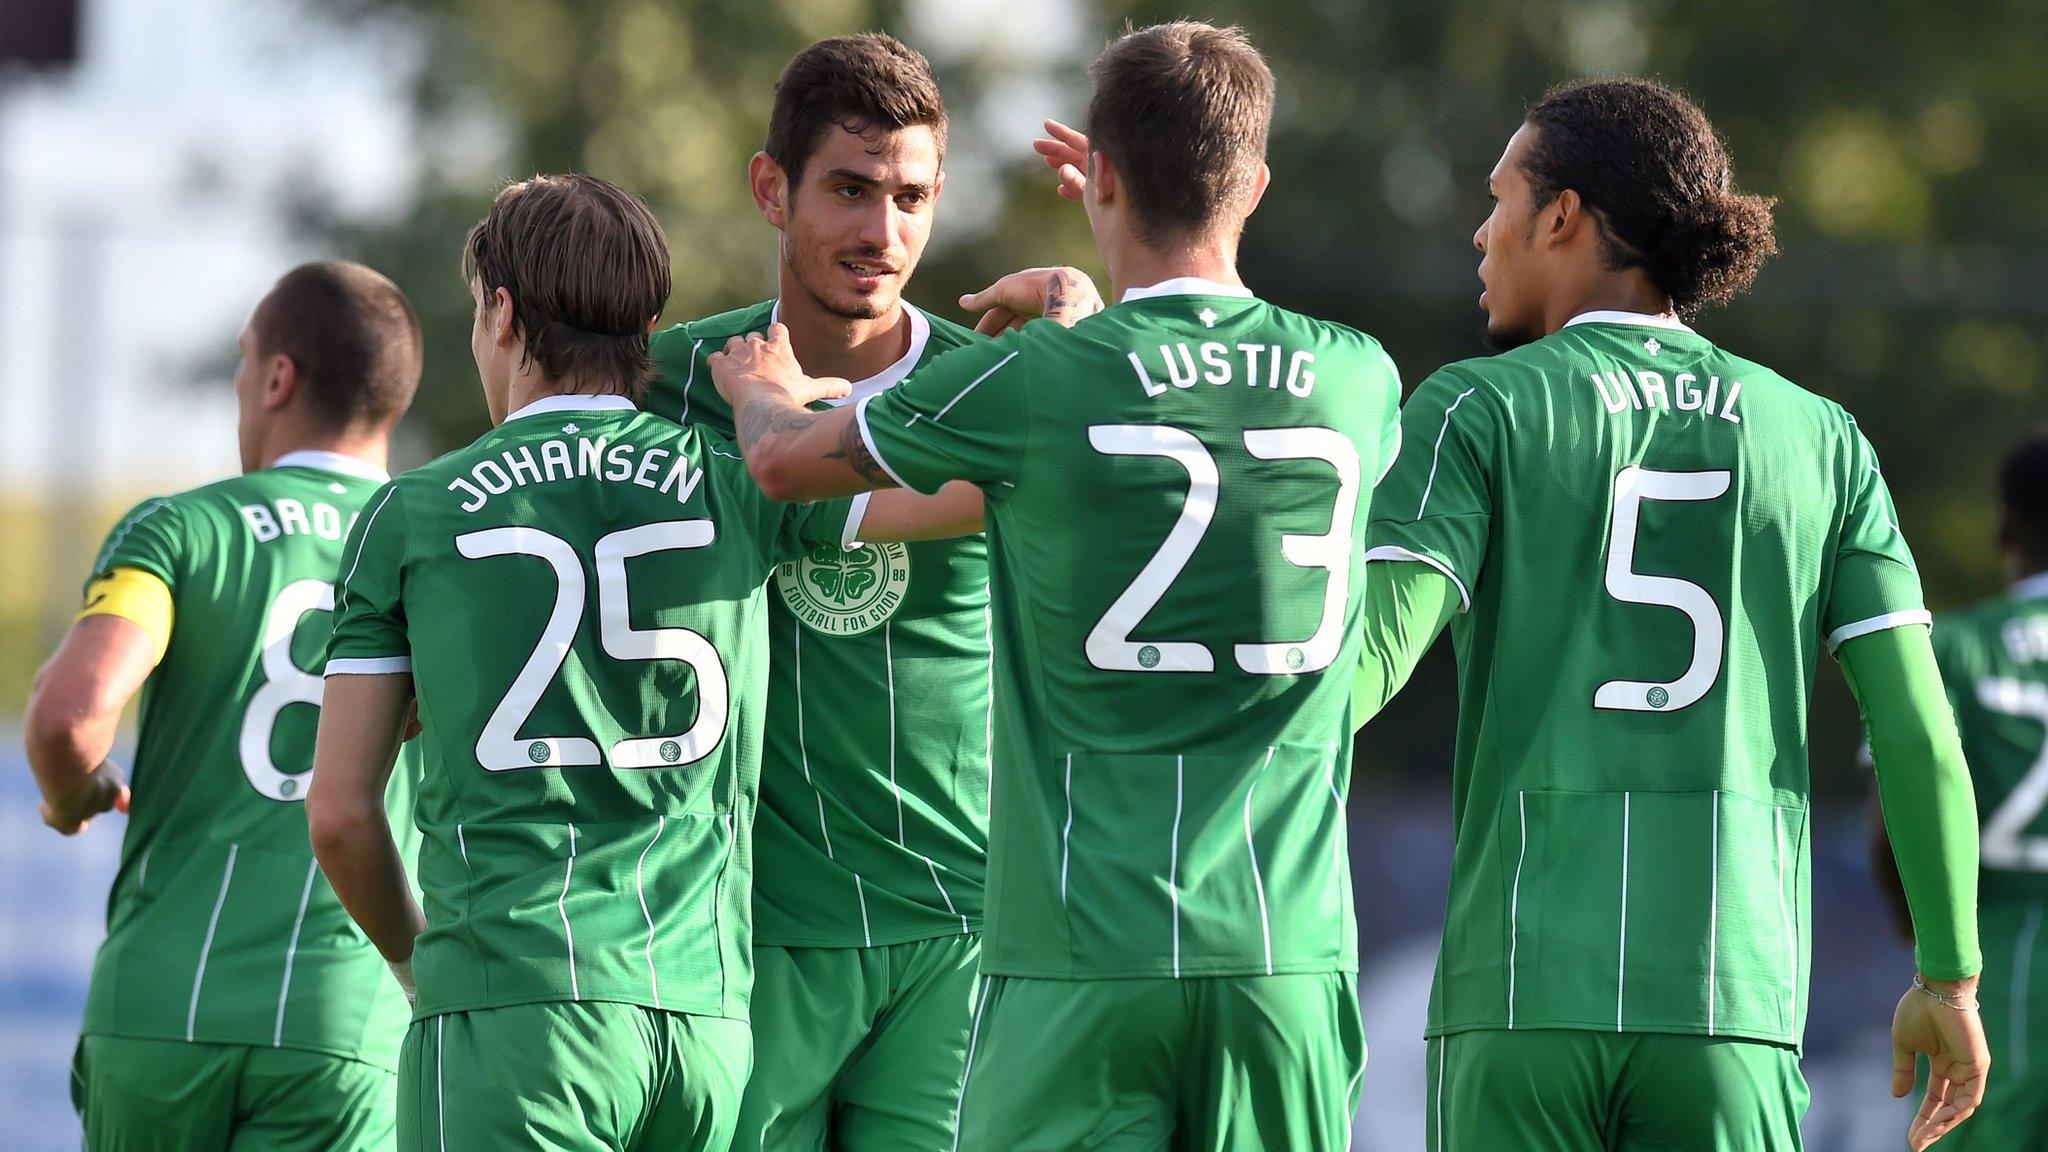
[{"left": 840, "top": 260, "right": 898, "bottom": 293}]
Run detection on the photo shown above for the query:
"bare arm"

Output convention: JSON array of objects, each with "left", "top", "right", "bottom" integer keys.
[
  {"left": 307, "top": 672, "right": 424, "bottom": 965},
  {"left": 25, "top": 615, "right": 147, "bottom": 834},
  {"left": 858, "top": 482, "right": 986, "bottom": 543}
]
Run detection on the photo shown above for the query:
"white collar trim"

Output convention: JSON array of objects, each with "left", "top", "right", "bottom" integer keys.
[
  {"left": 768, "top": 301, "right": 932, "bottom": 407},
  {"left": 1120, "top": 277, "right": 1254, "bottom": 303},
  {"left": 2012, "top": 572, "right": 2048, "bottom": 601},
  {"left": 269, "top": 450, "right": 389, "bottom": 482},
  {"left": 506, "top": 393, "right": 637, "bottom": 422},
  {"left": 1565, "top": 309, "right": 1695, "bottom": 332}
]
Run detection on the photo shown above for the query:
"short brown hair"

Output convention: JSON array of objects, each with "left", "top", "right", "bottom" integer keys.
[
  {"left": 462, "top": 174, "right": 671, "bottom": 399},
  {"left": 764, "top": 35, "right": 948, "bottom": 184},
  {"left": 1086, "top": 22, "right": 1273, "bottom": 242},
  {"left": 250, "top": 261, "right": 421, "bottom": 430}
]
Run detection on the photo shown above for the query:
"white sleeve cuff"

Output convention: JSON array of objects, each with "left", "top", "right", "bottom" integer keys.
[
  {"left": 325, "top": 655, "right": 414, "bottom": 676},
  {"left": 1826, "top": 609, "right": 1933, "bottom": 653},
  {"left": 842, "top": 492, "right": 872, "bottom": 549},
  {"left": 1363, "top": 545, "right": 1472, "bottom": 613},
  {"left": 854, "top": 395, "right": 925, "bottom": 494}
]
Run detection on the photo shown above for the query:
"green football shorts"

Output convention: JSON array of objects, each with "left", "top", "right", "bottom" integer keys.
[
  {"left": 1425, "top": 1028, "right": 1807, "bottom": 1151},
  {"left": 1921, "top": 900, "right": 2048, "bottom": 1151},
  {"left": 737, "top": 933, "right": 981, "bottom": 1152},
  {"left": 954, "top": 972, "right": 1364, "bottom": 1151},
  {"left": 71, "top": 1034, "right": 396, "bottom": 1151},
  {"left": 396, "top": 1001, "right": 749, "bottom": 1152}
]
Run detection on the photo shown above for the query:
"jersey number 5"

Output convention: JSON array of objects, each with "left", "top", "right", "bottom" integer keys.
[
  {"left": 1085, "top": 424, "right": 1360, "bottom": 675},
  {"left": 1594, "top": 465, "right": 1731, "bottom": 712},
  {"left": 458, "top": 523, "right": 728, "bottom": 772}
]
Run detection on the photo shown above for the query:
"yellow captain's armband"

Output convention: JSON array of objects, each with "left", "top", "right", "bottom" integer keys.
[{"left": 78, "top": 567, "right": 174, "bottom": 664}]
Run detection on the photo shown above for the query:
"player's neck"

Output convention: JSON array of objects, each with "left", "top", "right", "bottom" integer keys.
[
  {"left": 1106, "top": 233, "right": 1243, "bottom": 304},
  {"left": 774, "top": 289, "right": 912, "bottom": 384},
  {"left": 260, "top": 428, "right": 389, "bottom": 474},
  {"left": 1547, "top": 272, "right": 1676, "bottom": 333},
  {"left": 503, "top": 366, "right": 629, "bottom": 423}
]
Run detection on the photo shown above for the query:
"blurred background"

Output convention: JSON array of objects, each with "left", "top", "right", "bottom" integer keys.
[{"left": 2, "top": 0, "right": 2042, "bottom": 1146}]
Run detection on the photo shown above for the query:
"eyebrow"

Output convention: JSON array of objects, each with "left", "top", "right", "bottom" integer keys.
[{"left": 822, "top": 167, "right": 933, "bottom": 194}]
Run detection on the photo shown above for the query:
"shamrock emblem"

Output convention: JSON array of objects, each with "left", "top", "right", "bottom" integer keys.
[{"left": 804, "top": 545, "right": 881, "bottom": 606}]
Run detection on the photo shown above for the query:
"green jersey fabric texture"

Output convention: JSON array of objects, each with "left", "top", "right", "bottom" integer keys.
[
  {"left": 80, "top": 455, "right": 419, "bottom": 1071},
  {"left": 1368, "top": 313, "right": 1930, "bottom": 1047},
  {"left": 327, "top": 397, "right": 854, "bottom": 1023},
  {"left": 857, "top": 279, "right": 1404, "bottom": 980},
  {"left": 649, "top": 302, "right": 993, "bottom": 948},
  {"left": 1932, "top": 576, "right": 2048, "bottom": 903}
]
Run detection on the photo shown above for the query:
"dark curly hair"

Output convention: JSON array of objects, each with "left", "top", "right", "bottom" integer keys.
[{"left": 1523, "top": 79, "right": 1778, "bottom": 316}]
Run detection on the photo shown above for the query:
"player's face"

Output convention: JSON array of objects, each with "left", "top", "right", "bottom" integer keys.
[
  {"left": 232, "top": 323, "right": 266, "bottom": 474},
  {"left": 469, "top": 278, "right": 512, "bottom": 424},
  {"left": 1474, "top": 124, "right": 1549, "bottom": 351},
  {"left": 780, "top": 124, "right": 942, "bottom": 321}
]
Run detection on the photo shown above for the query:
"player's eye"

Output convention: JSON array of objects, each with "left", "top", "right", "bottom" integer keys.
[
  {"left": 836, "top": 185, "right": 864, "bottom": 201},
  {"left": 895, "top": 192, "right": 927, "bottom": 209}
]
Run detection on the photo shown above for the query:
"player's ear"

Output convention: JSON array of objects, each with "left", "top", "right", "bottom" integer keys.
[
  {"left": 1544, "top": 187, "right": 1583, "bottom": 250},
  {"left": 750, "top": 152, "right": 789, "bottom": 230},
  {"left": 489, "top": 287, "right": 518, "bottom": 348},
  {"left": 1088, "top": 149, "right": 1116, "bottom": 208},
  {"left": 1243, "top": 163, "right": 1272, "bottom": 217},
  {"left": 264, "top": 351, "right": 297, "bottom": 413}
]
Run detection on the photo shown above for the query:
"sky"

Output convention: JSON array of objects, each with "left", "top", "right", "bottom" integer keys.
[{"left": 0, "top": 0, "right": 417, "bottom": 498}]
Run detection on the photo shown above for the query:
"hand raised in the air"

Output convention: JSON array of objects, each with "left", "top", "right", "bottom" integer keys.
[
  {"left": 1033, "top": 119, "right": 1090, "bottom": 202},
  {"left": 1891, "top": 973, "right": 1990, "bottom": 1150},
  {"left": 708, "top": 324, "right": 852, "bottom": 408},
  {"left": 960, "top": 266, "right": 1104, "bottom": 335}
]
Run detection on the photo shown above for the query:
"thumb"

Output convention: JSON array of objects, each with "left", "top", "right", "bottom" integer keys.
[
  {"left": 765, "top": 322, "right": 793, "bottom": 350},
  {"left": 817, "top": 376, "right": 853, "bottom": 400},
  {"left": 1891, "top": 1041, "right": 1916, "bottom": 1099},
  {"left": 115, "top": 786, "right": 131, "bottom": 815},
  {"left": 959, "top": 282, "right": 1003, "bottom": 313}
]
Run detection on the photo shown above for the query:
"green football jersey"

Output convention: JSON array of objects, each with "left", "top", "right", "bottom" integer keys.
[
  {"left": 857, "top": 278, "right": 1404, "bottom": 980},
  {"left": 327, "top": 395, "right": 854, "bottom": 1022},
  {"left": 1367, "top": 312, "right": 1929, "bottom": 1047},
  {"left": 80, "top": 451, "right": 419, "bottom": 1071},
  {"left": 1931, "top": 574, "right": 2048, "bottom": 904},
  {"left": 649, "top": 301, "right": 992, "bottom": 948}
]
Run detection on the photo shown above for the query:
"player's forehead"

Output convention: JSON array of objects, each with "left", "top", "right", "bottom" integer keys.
[
  {"left": 1489, "top": 124, "right": 1537, "bottom": 192},
  {"left": 803, "top": 122, "right": 941, "bottom": 186}
]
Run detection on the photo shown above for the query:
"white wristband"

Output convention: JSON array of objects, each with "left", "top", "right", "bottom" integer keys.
[{"left": 388, "top": 956, "right": 417, "bottom": 1006}]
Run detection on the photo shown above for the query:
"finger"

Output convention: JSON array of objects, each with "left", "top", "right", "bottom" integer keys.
[
  {"left": 974, "top": 307, "right": 1019, "bottom": 337},
  {"left": 765, "top": 322, "right": 792, "bottom": 349},
  {"left": 1057, "top": 163, "right": 1087, "bottom": 201},
  {"left": 1044, "top": 118, "right": 1087, "bottom": 150},
  {"left": 723, "top": 334, "right": 751, "bottom": 354},
  {"left": 815, "top": 376, "right": 852, "bottom": 400},
  {"left": 1891, "top": 1043, "right": 1916, "bottom": 1098},
  {"left": 114, "top": 787, "right": 131, "bottom": 815}
]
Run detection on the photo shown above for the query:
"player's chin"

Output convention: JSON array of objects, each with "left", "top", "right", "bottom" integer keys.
[
  {"left": 826, "top": 287, "right": 895, "bottom": 321},
  {"left": 1482, "top": 314, "right": 1538, "bottom": 353}
]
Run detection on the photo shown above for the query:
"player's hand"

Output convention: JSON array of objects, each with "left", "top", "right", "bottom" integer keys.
[
  {"left": 1891, "top": 973, "right": 1989, "bottom": 1150},
  {"left": 708, "top": 324, "right": 851, "bottom": 408},
  {"left": 1033, "top": 119, "right": 1090, "bottom": 201},
  {"left": 961, "top": 267, "right": 1104, "bottom": 334},
  {"left": 39, "top": 761, "right": 130, "bottom": 836}
]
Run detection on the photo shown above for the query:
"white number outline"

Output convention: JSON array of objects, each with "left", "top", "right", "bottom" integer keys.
[
  {"left": 1975, "top": 677, "right": 2048, "bottom": 872},
  {"left": 239, "top": 578, "right": 334, "bottom": 801},
  {"left": 1084, "top": 424, "right": 1360, "bottom": 675},
  {"left": 457, "top": 523, "right": 727, "bottom": 772},
  {"left": 1593, "top": 465, "right": 1731, "bottom": 712}
]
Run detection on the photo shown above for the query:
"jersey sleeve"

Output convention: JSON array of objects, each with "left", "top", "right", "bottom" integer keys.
[
  {"left": 854, "top": 327, "right": 1030, "bottom": 494},
  {"left": 88, "top": 496, "right": 186, "bottom": 591},
  {"left": 700, "top": 429, "right": 859, "bottom": 566},
  {"left": 327, "top": 482, "right": 413, "bottom": 675},
  {"left": 1363, "top": 366, "right": 1497, "bottom": 611},
  {"left": 1823, "top": 422, "right": 1930, "bottom": 652}
]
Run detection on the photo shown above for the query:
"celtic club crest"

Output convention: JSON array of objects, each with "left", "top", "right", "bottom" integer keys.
[{"left": 775, "top": 542, "right": 911, "bottom": 636}]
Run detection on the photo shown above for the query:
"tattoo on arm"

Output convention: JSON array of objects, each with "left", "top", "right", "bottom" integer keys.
[
  {"left": 735, "top": 397, "right": 819, "bottom": 453},
  {"left": 825, "top": 416, "right": 899, "bottom": 489}
]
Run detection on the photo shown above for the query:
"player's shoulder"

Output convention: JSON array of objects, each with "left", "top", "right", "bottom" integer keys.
[
  {"left": 656, "top": 301, "right": 776, "bottom": 353},
  {"left": 916, "top": 303, "right": 982, "bottom": 351}
]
